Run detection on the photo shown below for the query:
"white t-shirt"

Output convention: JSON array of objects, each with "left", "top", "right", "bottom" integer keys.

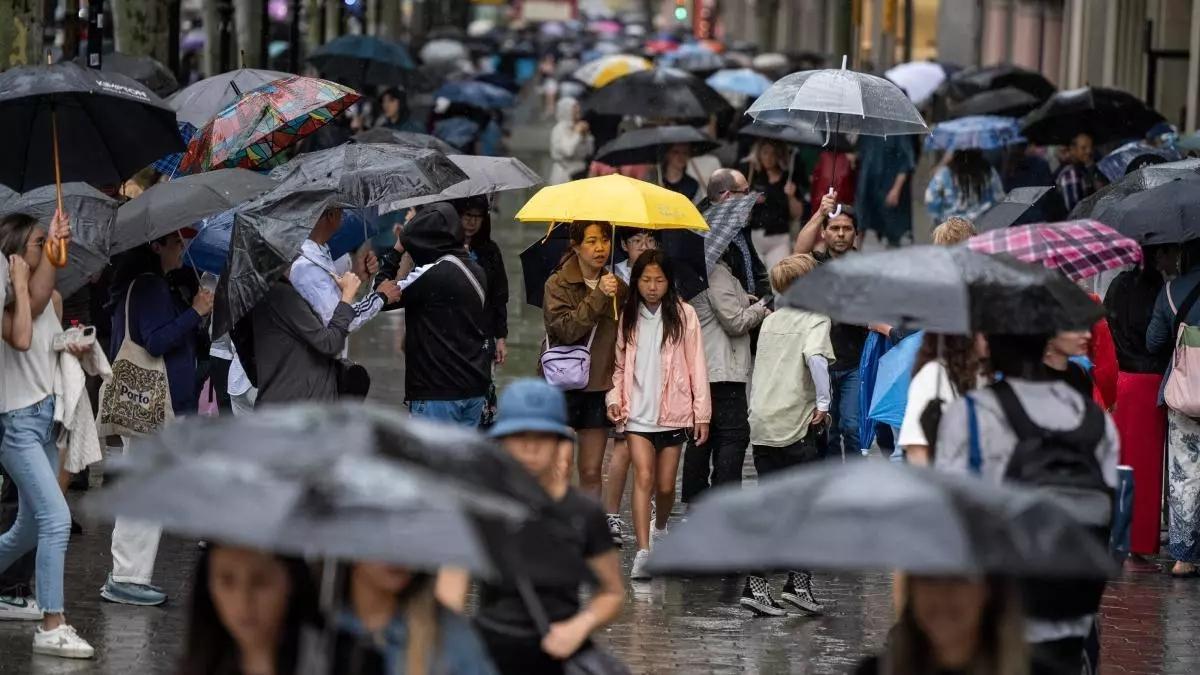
[
  {"left": 897, "top": 361, "right": 956, "bottom": 448},
  {"left": 626, "top": 303, "right": 671, "bottom": 433}
]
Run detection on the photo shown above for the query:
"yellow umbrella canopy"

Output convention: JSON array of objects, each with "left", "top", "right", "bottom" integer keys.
[
  {"left": 572, "top": 55, "right": 653, "bottom": 89},
  {"left": 515, "top": 174, "right": 708, "bottom": 231}
]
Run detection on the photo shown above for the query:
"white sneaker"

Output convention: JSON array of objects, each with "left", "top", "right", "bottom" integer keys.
[
  {"left": 650, "top": 525, "right": 668, "bottom": 548},
  {"left": 630, "top": 549, "right": 651, "bottom": 580},
  {"left": 33, "top": 624, "right": 94, "bottom": 659},
  {"left": 0, "top": 595, "right": 43, "bottom": 621}
]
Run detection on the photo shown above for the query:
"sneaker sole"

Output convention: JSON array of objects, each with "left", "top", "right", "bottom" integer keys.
[
  {"left": 32, "top": 645, "right": 95, "bottom": 659},
  {"left": 780, "top": 592, "right": 824, "bottom": 615},
  {"left": 99, "top": 587, "right": 166, "bottom": 607},
  {"left": 739, "top": 597, "right": 787, "bottom": 617},
  {"left": 0, "top": 609, "right": 44, "bottom": 621}
]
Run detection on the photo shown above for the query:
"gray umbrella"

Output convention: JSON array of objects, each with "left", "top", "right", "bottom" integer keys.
[
  {"left": 112, "top": 168, "right": 278, "bottom": 254},
  {"left": 0, "top": 183, "right": 117, "bottom": 296},
  {"left": 353, "top": 127, "right": 458, "bottom": 154},
  {"left": 85, "top": 403, "right": 547, "bottom": 575},
  {"left": 382, "top": 154, "right": 542, "bottom": 212},
  {"left": 167, "top": 67, "right": 290, "bottom": 128},
  {"left": 648, "top": 461, "right": 1116, "bottom": 578},
  {"left": 1069, "top": 158, "right": 1200, "bottom": 220},
  {"left": 781, "top": 245, "right": 1103, "bottom": 335}
]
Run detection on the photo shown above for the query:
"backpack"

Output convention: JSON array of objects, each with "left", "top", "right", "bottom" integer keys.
[
  {"left": 991, "top": 379, "right": 1112, "bottom": 619},
  {"left": 1162, "top": 280, "right": 1200, "bottom": 417}
]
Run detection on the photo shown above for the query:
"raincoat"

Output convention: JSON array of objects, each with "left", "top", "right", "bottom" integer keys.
[{"left": 548, "top": 98, "right": 594, "bottom": 184}]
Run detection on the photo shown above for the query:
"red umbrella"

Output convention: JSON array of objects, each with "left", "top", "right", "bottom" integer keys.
[
  {"left": 965, "top": 219, "right": 1142, "bottom": 282},
  {"left": 179, "top": 75, "right": 359, "bottom": 174}
]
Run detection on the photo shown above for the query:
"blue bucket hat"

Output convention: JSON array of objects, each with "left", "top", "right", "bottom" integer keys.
[{"left": 488, "top": 379, "right": 576, "bottom": 441}]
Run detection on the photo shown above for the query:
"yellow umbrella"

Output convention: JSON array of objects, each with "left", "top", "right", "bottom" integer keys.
[
  {"left": 516, "top": 174, "right": 708, "bottom": 316},
  {"left": 572, "top": 55, "right": 652, "bottom": 89}
]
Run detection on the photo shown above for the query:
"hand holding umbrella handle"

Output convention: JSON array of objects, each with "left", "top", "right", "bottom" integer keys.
[
  {"left": 47, "top": 57, "right": 69, "bottom": 269},
  {"left": 46, "top": 209, "right": 70, "bottom": 268}
]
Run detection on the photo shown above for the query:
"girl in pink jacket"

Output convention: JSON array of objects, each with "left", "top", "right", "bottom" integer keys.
[{"left": 606, "top": 249, "right": 711, "bottom": 580}]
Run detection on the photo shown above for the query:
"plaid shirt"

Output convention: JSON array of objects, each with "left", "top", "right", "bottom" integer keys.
[{"left": 1055, "top": 162, "right": 1098, "bottom": 213}]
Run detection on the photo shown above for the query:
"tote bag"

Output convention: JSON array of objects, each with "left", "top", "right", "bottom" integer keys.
[{"left": 97, "top": 277, "right": 175, "bottom": 437}]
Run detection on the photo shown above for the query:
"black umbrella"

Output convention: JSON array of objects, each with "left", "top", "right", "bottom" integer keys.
[
  {"left": 945, "top": 86, "right": 1042, "bottom": 120},
  {"left": 780, "top": 245, "right": 1104, "bottom": 335},
  {"left": 353, "top": 127, "right": 458, "bottom": 154},
  {"left": 1090, "top": 177, "right": 1200, "bottom": 244},
  {"left": 112, "top": 168, "right": 279, "bottom": 254},
  {"left": 582, "top": 67, "right": 732, "bottom": 120},
  {"left": 84, "top": 403, "right": 556, "bottom": 577},
  {"left": 657, "top": 229, "right": 709, "bottom": 301},
  {"left": 1069, "top": 159, "right": 1200, "bottom": 220},
  {"left": 1020, "top": 87, "right": 1165, "bottom": 146},
  {"left": 519, "top": 225, "right": 569, "bottom": 308},
  {"left": 937, "top": 64, "right": 1056, "bottom": 103},
  {"left": 594, "top": 125, "right": 720, "bottom": 166},
  {"left": 0, "top": 61, "right": 184, "bottom": 193},
  {"left": 648, "top": 461, "right": 1115, "bottom": 578},
  {"left": 307, "top": 34, "right": 416, "bottom": 87},
  {"left": 973, "top": 186, "right": 1066, "bottom": 232},
  {"left": 75, "top": 52, "right": 180, "bottom": 98},
  {"left": 0, "top": 182, "right": 117, "bottom": 296},
  {"left": 268, "top": 143, "right": 468, "bottom": 209}
]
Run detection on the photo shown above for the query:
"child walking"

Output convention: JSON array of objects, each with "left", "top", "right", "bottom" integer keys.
[{"left": 606, "top": 250, "right": 710, "bottom": 581}]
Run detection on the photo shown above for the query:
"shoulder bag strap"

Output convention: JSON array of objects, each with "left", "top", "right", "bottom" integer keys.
[
  {"left": 989, "top": 379, "right": 1043, "bottom": 441},
  {"left": 1169, "top": 280, "right": 1200, "bottom": 337},
  {"left": 544, "top": 324, "right": 599, "bottom": 351},
  {"left": 965, "top": 394, "right": 982, "bottom": 476},
  {"left": 513, "top": 574, "right": 553, "bottom": 637},
  {"left": 437, "top": 254, "right": 486, "bottom": 306},
  {"left": 121, "top": 275, "right": 153, "bottom": 348}
]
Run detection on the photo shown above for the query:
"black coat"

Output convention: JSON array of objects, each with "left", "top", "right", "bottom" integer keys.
[{"left": 470, "top": 238, "right": 509, "bottom": 341}]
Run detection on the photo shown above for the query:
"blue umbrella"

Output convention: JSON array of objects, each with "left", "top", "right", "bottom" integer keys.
[
  {"left": 857, "top": 331, "right": 890, "bottom": 453},
  {"left": 307, "top": 34, "right": 415, "bottom": 86},
  {"left": 925, "top": 115, "right": 1024, "bottom": 152},
  {"left": 1097, "top": 141, "right": 1180, "bottom": 183},
  {"left": 706, "top": 69, "right": 773, "bottom": 98},
  {"left": 432, "top": 117, "right": 481, "bottom": 151},
  {"left": 434, "top": 80, "right": 515, "bottom": 110},
  {"left": 151, "top": 121, "right": 198, "bottom": 178},
  {"left": 867, "top": 331, "right": 925, "bottom": 430}
]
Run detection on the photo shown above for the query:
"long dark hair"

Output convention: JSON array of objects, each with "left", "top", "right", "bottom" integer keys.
[
  {"left": 621, "top": 249, "right": 683, "bottom": 348},
  {"left": 0, "top": 212, "right": 38, "bottom": 258},
  {"left": 949, "top": 149, "right": 993, "bottom": 202},
  {"left": 912, "top": 333, "right": 987, "bottom": 396},
  {"left": 179, "top": 548, "right": 319, "bottom": 675},
  {"left": 987, "top": 333, "right": 1053, "bottom": 381}
]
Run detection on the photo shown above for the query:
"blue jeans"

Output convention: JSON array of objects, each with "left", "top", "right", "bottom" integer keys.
[
  {"left": 828, "top": 369, "right": 861, "bottom": 460},
  {"left": 409, "top": 397, "right": 487, "bottom": 428},
  {"left": 0, "top": 397, "right": 68, "bottom": 612}
]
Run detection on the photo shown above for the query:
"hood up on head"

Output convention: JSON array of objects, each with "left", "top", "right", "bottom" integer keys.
[
  {"left": 401, "top": 202, "right": 464, "bottom": 266},
  {"left": 555, "top": 97, "right": 579, "bottom": 125}
]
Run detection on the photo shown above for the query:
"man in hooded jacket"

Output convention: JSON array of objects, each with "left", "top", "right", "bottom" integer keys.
[{"left": 378, "top": 203, "right": 492, "bottom": 426}]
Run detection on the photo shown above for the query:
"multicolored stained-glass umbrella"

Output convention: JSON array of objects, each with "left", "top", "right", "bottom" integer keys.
[{"left": 179, "top": 75, "right": 359, "bottom": 175}]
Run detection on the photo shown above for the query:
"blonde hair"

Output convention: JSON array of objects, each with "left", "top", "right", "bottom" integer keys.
[
  {"left": 403, "top": 579, "right": 439, "bottom": 675},
  {"left": 932, "top": 217, "right": 976, "bottom": 245},
  {"left": 770, "top": 254, "right": 819, "bottom": 294}
]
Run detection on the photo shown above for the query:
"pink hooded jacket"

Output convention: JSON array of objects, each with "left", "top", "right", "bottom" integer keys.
[{"left": 606, "top": 301, "right": 712, "bottom": 429}]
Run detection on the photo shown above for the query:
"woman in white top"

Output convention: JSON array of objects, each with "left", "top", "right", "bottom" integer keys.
[
  {"left": 0, "top": 212, "right": 94, "bottom": 658},
  {"left": 898, "top": 332, "right": 990, "bottom": 466},
  {"left": 548, "top": 98, "right": 594, "bottom": 185}
]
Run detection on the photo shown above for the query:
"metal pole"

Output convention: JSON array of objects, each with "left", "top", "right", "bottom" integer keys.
[
  {"left": 168, "top": 0, "right": 182, "bottom": 78},
  {"left": 218, "top": 0, "right": 235, "bottom": 73},
  {"left": 289, "top": 0, "right": 302, "bottom": 73},
  {"left": 260, "top": 0, "right": 271, "bottom": 67}
]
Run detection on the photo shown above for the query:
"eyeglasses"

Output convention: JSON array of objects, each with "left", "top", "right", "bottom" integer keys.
[
  {"left": 462, "top": 212, "right": 486, "bottom": 220},
  {"left": 725, "top": 188, "right": 750, "bottom": 195}
]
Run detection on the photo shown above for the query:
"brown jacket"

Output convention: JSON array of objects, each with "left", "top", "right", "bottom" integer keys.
[{"left": 542, "top": 256, "right": 629, "bottom": 392}]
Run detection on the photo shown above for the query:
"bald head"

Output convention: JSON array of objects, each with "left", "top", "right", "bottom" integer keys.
[{"left": 707, "top": 168, "right": 749, "bottom": 203}]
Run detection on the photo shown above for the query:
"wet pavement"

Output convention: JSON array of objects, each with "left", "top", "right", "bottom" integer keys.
[{"left": 3, "top": 102, "right": 1200, "bottom": 675}]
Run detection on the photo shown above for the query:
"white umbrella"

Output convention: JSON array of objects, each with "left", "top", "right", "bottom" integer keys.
[
  {"left": 420, "top": 39, "right": 469, "bottom": 65},
  {"left": 885, "top": 61, "right": 946, "bottom": 106}
]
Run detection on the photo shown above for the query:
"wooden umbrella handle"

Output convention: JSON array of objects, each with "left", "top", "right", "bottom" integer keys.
[{"left": 47, "top": 106, "right": 69, "bottom": 268}]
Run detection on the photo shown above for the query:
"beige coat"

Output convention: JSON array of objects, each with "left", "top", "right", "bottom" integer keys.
[{"left": 690, "top": 262, "right": 769, "bottom": 383}]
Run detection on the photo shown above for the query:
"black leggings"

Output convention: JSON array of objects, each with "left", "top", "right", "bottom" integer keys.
[{"left": 478, "top": 629, "right": 566, "bottom": 675}]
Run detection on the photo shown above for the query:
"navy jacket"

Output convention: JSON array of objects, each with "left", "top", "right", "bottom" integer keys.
[{"left": 110, "top": 274, "right": 201, "bottom": 415}]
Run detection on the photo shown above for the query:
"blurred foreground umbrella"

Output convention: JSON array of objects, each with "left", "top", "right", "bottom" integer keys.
[
  {"left": 167, "top": 68, "right": 290, "bottom": 127},
  {"left": 384, "top": 155, "right": 542, "bottom": 212},
  {"left": 85, "top": 404, "right": 551, "bottom": 575},
  {"left": 1020, "top": 87, "right": 1165, "bottom": 146},
  {"left": 648, "top": 461, "right": 1116, "bottom": 578},
  {"left": 1096, "top": 141, "right": 1179, "bottom": 183},
  {"left": 0, "top": 61, "right": 183, "bottom": 193},
  {"left": 884, "top": 60, "right": 947, "bottom": 106},
  {"left": 945, "top": 86, "right": 1042, "bottom": 119},
  {"left": 583, "top": 68, "right": 731, "bottom": 120},
  {"left": 353, "top": 128, "right": 457, "bottom": 154},
  {"left": 973, "top": 186, "right": 1066, "bottom": 232},
  {"left": 179, "top": 75, "right": 360, "bottom": 174},
  {"left": 112, "top": 168, "right": 278, "bottom": 254},
  {"left": 420, "top": 39, "right": 469, "bottom": 65},
  {"left": 572, "top": 54, "right": 652, "bottom": 88},
  {"left": 307, "top": 34, "right": 415, "bottom": 87},
  {"left": 966, "top": 219, "right": 1142, "bottom": 282},
  {"left": 0, "top": 183, "right": 116, "bottom": 295},
  {"left": 594, "top": 125, "right": 719, "bottom": 167},
  {"left": 75, "top": 52, "right": 179, "bottom": 98},
  {"left": 706, "top": 68, "right": 774, "bottom": 98},
  {"left": 781, "top": 245, "right": 1103, "bottom": 335},
  {"left": 925, "top": 115, "right": 1024, "bottom": 152},
  {"left": 1089, "top": 177, "right": 1200, "bottom": 245}
]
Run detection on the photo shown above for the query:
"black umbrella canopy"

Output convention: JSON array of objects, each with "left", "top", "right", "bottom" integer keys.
[
  {"left": 582, "top": 67, "right": 732, "bottom": 120},
  {"left": 307, "top": 34, "right": 416, "bottom": 87},
  {"left": 1090, "top": 177, "right": 1200, "bottom": 244},
  {"left": 0, "top": 61, "right": 184, "bottom": 193},
  {"left": 353, "top": 127, "right": 458, "bottom": 154},
  {"left": 974, "top": 186, "right": 1066, "bottom": 232},
  {"left": 268, "top": 143, "right": 468, "bottom": 209},
  {"left": 938, "top": 64, "right": 1057, "bottom": 102},
  {"left": 945, "top": 86, "right": 1042, "bottom": 120},
  {"left": 75, "top": 52, "right": 179, "bottom": 98},
  {"left": 1020, "top": 86, "right": 1165, "bottom": 146},
  {"left": 0, "top": 182, "right": 117, "bottom": 296},
  {"left": 648, "top": 461, "right": 1116, "bottom": 578},
  {"left": 1069, "top": 159, "right": 1200, "bottom": 220},
  {"left": 519, "top": 224, "right": 569, "bottom": 308},
  {"left": 780, "top": 245, "right": 1104, "bottom": 335},
  {"left": 594, "top": 125, "right": 720, "bottom": 166}
]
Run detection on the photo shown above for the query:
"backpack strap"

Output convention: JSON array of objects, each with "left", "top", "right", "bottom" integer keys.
[
  {"left": 1168, "top": 280, "right": 1200, "bottom": 337},
  {"left": 436, "top": 254, "right": 486, "bottom": 306},
  {"left": 965, "top": 394, "right": 982, "bottom": 475},
  {"left": 992, "top": 378, "right": 1107, "bottom": 447}
]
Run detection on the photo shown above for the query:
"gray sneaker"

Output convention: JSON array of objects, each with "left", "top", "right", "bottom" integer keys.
[
  {"left": 100, "top": 576, "right": 167, "bottom": 606},
  {"left": 0, "top": 595, "right": 42, "bottom": 620}
]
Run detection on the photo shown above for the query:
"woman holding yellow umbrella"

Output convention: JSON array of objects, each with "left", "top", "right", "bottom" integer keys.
[{"left": 518, "top": 175, "right": 708, "bottom": 503}]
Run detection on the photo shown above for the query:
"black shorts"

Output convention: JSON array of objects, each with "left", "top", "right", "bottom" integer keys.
[
  {"left": 564, "top": 390, "right": 611, "bottom": 430},
  {"left": 626, "top": 428, "right": 689, "bottom": 451}
]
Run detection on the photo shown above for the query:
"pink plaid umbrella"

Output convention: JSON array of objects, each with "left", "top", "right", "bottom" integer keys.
[{"left": 965, "top": 219, "right": 1142, "bottom": 281}]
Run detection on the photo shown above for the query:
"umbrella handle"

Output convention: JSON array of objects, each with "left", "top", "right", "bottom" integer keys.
[
  {"left": 47, "top": 105, "right": 70, "bottom": 269},
  {"left": 611, "top": 223, "right": 618, "bottom": 320}
]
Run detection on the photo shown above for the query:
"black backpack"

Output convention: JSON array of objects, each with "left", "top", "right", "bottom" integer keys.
[{"left": 991, "top": 379, "right": 1112, "bottom": 619}]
